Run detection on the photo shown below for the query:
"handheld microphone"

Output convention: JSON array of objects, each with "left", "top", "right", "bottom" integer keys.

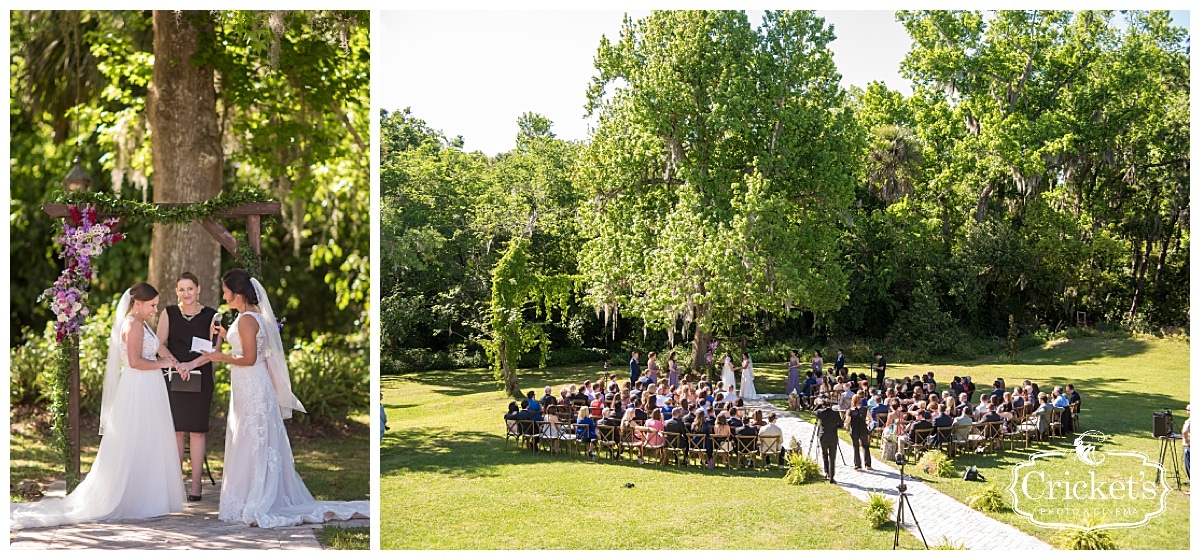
[{"left": 211, "top": 312, "right": 223, "bottom": 346}]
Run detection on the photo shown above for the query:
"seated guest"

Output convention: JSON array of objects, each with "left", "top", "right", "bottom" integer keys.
[
  {"left": 990, "top": 380, "right": 1004, "bottom": 400},
  {"left": 540, "top": 386, "right": 556, "bottom": 409},
  {"left": 576, "top": 406, "right": 598, "bottom": 459},
  {"left": 870, "top": 398, "right": 889, "bottom": 429},
  {"left": 634, "top": 409, "right": 666, "bottom": 465},
  {"left": 981, "top": 403, "right": 1005, "bottom": 425},
  {"left": 1032, "top": 393, "right": 1055, "bottom": 439},
  {"left": 758, "top": 412, "right": 783, "bottom": 464},
  {"left": 590, "top": 393, "right": 604, "bottom": 419},
  {"left": 1052, "top": 387, "right": 1069, "bottom": 408},
  {"left": 526, "top": 390, "right": 543, "bottom": 420},
  {"left": 839, "top": 385, "right": 855, "bottom": 410},
  {"left": 1011, "top": 387, "right": 1026, "bottom": 411},
  {"left": 661, "top": 408, "right": 690, "bottom": 465},
  {"left": 571, "top": 387, "right": 589, "bottom": 407},
  {"left": 728, "top": 407, "right": 744, "bottom": 428},
  {"left": 802, "top": 371, "right": 819, "bottom": 402},
  {"left": 950, "top": 376, "right": 963, "bottom": 397},
  {"left": 504, "top": 401, "right": 521, "bottom": 432},
  {"left": 712, "top": 412, "right": 734, "bottom": 462},
  {"left": 691, "top": 411, "right": 715, "bottom": 469},
  {"left": 951, "top": 406, "right": 974, "bottom": 444},
  {"left": 735, "top": 414, "right": 760, "bottom": 467},
  {"left": 931, "top": 403, "right": 954, "bottom": 444}
]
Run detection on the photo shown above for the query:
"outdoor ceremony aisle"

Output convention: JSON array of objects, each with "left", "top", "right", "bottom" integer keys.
[
  {"left": 9, "top": 481, "right": 367, "bottom": 550},
  {"left": 743, "top": 398, "right": 1053, "bottom": 550}
]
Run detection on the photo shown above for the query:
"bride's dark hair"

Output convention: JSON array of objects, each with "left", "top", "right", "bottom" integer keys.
[
  {"left": 221, "top": 269, "right": 259, "bottom": 305},
  {"left": 129, "top": 282, "right": 159, "bottom": 302}
]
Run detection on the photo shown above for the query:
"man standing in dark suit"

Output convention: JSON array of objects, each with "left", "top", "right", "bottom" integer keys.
[
  {"left": 872, "top": 351, "right": 887, "bottom": 389},
  {"left": 815, "top": 398, "right": 842, "bottom": 483},
  {"left": 630, "top": 351, "right": 641, "bottom": 386},
  {"left": 834, "top": 349, "right": 845, "bottom": 376}
]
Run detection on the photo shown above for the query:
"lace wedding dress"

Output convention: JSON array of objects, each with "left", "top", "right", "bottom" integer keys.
[
  {"left": 11, "top": 313, "right": 183, "bottom": 529},
  {"left": 217, "top": 311, "right": 368, "bottom": 527}
]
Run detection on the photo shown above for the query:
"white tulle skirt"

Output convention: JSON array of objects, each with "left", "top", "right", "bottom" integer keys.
[
  {"left": 10, "top": 367, "right": 184, "bottom": 529},
  {"left": 218, "top": 361, "right": 369, "bottom": 528}
]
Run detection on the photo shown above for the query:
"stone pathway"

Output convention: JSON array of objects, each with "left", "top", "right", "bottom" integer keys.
[
  {"left": 9, "top": 481, "right": 369, "bottom": 550},
  {"left": 747, "top": 396, "right": 1052, "bottom": 550}
]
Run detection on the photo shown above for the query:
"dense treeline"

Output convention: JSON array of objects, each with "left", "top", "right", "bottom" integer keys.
[{"left": 383, "top": 10, "right": 1189, "bottom": 385}]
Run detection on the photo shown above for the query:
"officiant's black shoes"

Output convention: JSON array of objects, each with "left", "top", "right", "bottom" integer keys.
[{"left": 188, "top": 494, "right": 202, "bottom": 502}]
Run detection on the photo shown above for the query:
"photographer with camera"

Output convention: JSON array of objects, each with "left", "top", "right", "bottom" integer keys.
[{"left": 814, "top": 397, "right": 842, "bottom": 483}]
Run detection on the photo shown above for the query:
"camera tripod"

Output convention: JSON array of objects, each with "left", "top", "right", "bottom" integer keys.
[{"left": 893, "top": 455, "right": 929, "bottom": 550}]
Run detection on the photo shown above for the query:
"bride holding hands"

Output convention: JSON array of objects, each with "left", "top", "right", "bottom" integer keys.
[
  {"left": 11, "top": 283, "right": 184, "bottom": 528},
  {"left": 201, "top": 269, "right": 368, "bottom": 527}
]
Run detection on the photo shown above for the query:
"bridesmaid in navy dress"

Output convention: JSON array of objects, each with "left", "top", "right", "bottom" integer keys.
[{"left": 156, "top": 272, "right": 219, "bottom": 502}]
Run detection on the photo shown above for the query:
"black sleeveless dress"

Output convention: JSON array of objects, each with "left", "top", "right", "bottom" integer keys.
[{"left": 163, "top": 304, "right": 217, "bottom": 433}]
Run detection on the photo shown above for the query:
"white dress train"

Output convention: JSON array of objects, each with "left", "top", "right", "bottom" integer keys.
[
  {"left": 218, "top": 312, "right": 369, "bottom": 527},
  {"left": 720, "top": 357, "right": 737, "bottom": 394},
  {"left": 740, "top": 358, "right": 759, "bottom": 400},
  {"left": 11, "top": 318, "right": 184, "bottom": 529}
]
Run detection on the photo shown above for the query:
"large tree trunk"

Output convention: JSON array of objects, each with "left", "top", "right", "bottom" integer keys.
[
  {"left": 499, "top": 340, "right": 521, "bottom": 397},
  {"left": 690, "top": 324, "right": 711, "bottom": 385},
  {"left": 147, "top": 11, "right": 223, "bottom": 308}
]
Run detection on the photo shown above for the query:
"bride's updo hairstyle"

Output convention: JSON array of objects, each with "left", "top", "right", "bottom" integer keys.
[
  {"left": 222, "top": 269, "right": 259, "bottom": 305},
  {"left": 128, "top": 282, "right": 159, "bottom": 303}
]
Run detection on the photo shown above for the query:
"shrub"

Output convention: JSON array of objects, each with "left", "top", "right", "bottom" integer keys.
[
  {"left": 1054, "top": 515, "right": 1118, "bottom": 550},
  {"left": 288, "top": 334, "right": 370, "bottom": 423},
  {"left": 932, "top": 537, "right": 966, "bottom": 549},
  {"left": 862, "top": 491, "right": 893, "bottom": 528},
  {"left": 10, "top": 301, "right": 118, "bottom": 416},
  {"left": 10, "top": 326, "right": 55, "bottom": 407},
  {"left": 915, "top": 450, "right": 956, "bottom": 478},
  {"left": 782, "top": 450, "right": 822, "bottom": 485},
  {"left": 966, "top": 484, "right": 1008, "bottom": 512}
]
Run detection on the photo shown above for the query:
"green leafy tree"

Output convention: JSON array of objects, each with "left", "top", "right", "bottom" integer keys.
[{"left": 577, "top": 10, "right": 863, "bottom": 373}]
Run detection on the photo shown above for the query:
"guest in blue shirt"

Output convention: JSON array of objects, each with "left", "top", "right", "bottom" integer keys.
[{"left": 526, "top": 390, "right": 542, "bottom": 421}]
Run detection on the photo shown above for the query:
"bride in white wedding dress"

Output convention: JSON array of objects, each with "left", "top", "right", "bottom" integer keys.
[
  {"left": 720, "top": 353, "right": 737, "bottom": 395},
  {"left": 739, "top": 352, "right": 759, "bottom": 400},
  {"left": 202, "top": 269, "right": 368, "bottom": 528},
  {"left": 11, "top": 284, "right": 184, "bottom": 529}
]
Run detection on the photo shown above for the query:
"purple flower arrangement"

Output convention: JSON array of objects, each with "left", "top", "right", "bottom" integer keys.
[{"left": 39, "top": 205, "right": 124, "bottom": 341}]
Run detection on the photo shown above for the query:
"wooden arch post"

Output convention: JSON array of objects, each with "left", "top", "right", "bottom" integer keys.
[{"left": 42, "top": 201, "right": 280, "bottom": 485}]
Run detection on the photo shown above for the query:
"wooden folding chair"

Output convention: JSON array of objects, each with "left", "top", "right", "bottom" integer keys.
[
  {"left": 504, "top": 419, "right": 522, "bottom": 450},
  {"left": 595, "top": 423, "right": 621, "bottom": 460},
  {"left": 758, "top": 434, "right": 783, "bottom": 469},
  {"left": 663, "top": 431, "right": 689, "bottom": 466},
  {"left": 688, "top": 433, "right": 712, "bottom": 467},
  {"left": 733, "top": 434, "right": 761, "bottom": 469}
]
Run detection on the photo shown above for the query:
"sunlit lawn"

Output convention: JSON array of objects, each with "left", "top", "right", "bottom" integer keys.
[
  {"left": 381, "top": 367, "right": 925, "bottom": 549},
  {"left": 383, "top": 333, "right": 1189, "bottom": 549}
]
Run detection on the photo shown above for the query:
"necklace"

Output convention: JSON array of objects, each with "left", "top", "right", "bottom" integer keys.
[{"left": 179, "top": 304, "right": 201, "bottom": 321}]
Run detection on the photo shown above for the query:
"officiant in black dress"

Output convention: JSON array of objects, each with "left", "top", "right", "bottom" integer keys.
[{"left": 156, "top": 272, "right": 220, "bottom": 502}]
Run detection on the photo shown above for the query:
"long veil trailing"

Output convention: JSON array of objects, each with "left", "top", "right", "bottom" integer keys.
[
  {"left": 250, "top": 277, "right": 305, "bottom": 418},
  {"left": 99, "top": 289, "right": 132, "bottom": 436}
]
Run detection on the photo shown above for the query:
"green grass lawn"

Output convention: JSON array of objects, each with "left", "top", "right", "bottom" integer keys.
[
  {"left": 382, "top": 332, "right": 1190, "bottom": 549},
  {"left": 381, "top": 367, "right": 926, "bottom": 549}
]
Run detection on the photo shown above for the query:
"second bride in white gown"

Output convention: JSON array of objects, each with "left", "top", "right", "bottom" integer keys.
[
  {"left": 202, "top": 269, "right": 369, "bottom": 528},
  {"left": 739, "top": 352, "right": 759, "bottom": 400}
]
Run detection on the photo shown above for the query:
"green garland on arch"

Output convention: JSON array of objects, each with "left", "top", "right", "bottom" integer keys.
[{"left": 56, "top": 188, "right": 275, "bottom": 224}]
